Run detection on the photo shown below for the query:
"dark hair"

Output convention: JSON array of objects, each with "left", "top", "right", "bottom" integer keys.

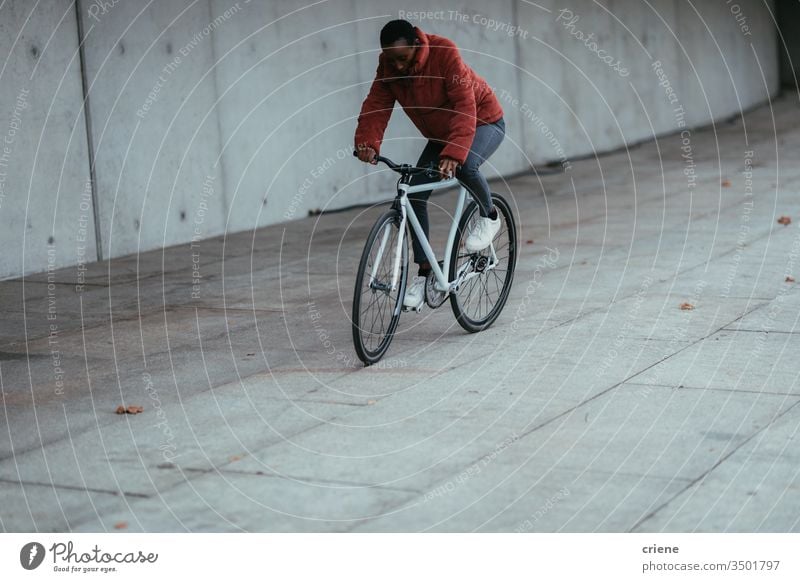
[{"left": 380, "top": 19, "right": 417, "bottom": 47}]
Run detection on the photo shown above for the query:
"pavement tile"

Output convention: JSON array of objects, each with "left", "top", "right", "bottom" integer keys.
[{"left": 635, "top": 403, "right": 800, "bottom": 532}]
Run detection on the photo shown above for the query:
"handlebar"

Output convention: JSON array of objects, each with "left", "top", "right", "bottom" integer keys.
[
  {"left": 352, "top": 149, "right": 401, "bottom": 170},
  {"left": 352, "top": 150, "right": 440, "bottom": 178}
]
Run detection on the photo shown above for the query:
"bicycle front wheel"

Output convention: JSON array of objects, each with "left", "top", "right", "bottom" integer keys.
[
  {"left": 449, "top": 193, "right": 517, "bottom": 332},
  {"left": 352, "top": 209, "right": 408, "bottom": 365}
]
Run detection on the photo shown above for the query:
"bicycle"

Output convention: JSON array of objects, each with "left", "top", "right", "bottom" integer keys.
[{"left": 351, "top": 152, "right": 518, "bottom": 365}]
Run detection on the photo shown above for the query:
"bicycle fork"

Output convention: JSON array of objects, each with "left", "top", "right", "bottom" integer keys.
[{"left": 368, "top": 205, "right": 407, "bottom": 299}]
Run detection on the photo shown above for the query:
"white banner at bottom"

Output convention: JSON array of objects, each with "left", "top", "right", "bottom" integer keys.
[{"left": 1, "top": 533, "right": 797, "bottom": 581}]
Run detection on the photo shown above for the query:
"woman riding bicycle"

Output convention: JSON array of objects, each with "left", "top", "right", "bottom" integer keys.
[{"left": 354, "top": 19, "right": 505, "bottom": 310}]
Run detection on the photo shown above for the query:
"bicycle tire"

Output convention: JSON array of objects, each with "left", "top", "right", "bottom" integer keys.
[
  {"left": 449, "top": 193, "right": 517, "bottom": 332},
  {"left": 352, "top": 209, "right": 408, "bottom": 365}
]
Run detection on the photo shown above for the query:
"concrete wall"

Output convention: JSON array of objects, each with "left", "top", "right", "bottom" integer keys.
[
  {"left": 0, "top": 1, "right": 96, "bottom": 280},
  {"left": 777, "top": 0, "right": 800, "bottom": 86},
  {"left": 77, "top": 0, "right": 228, "bottom": 261},
  {"left": 0, "top": 0, "right": 780, "bottom": 280}
]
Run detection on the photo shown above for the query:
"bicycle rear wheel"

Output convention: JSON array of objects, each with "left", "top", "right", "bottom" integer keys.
[
  {"left": 352, "top": 209, "right": 408, "bottom": 365},
  {"left": 449, "top": 193, "right": 517, "bottom": 332}
]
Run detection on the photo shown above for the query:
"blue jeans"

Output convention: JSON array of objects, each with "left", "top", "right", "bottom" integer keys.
[{"left": 408, "top": 117, "right": 506, "bottom": 265}]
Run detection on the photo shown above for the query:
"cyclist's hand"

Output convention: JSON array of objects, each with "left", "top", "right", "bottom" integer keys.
[
  {"left": 356, "top": 145, "right": 377, "bottom": 164},
  {"left": 438, "top": 157, "right": 458, "bottom": 180}
]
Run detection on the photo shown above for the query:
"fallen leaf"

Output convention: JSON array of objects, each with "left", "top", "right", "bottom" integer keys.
[
  {"left": 525, "top": 239, "right": 534, "bottom": 245},
  {"left": 778, "top": 216, "right": 792, "bottom": 225},
  {"left": 786, "top": 276, "right": 796, "bottom": 283},
  {"left": 721, "top": 179, "right": 731, "bottom": 187},
  {"left": 229, "top": 455, "right": 241, "bottom": 462},
  {"left": 125, "top": 405, "right": 144, "bottom": 414},
  {"left": 115, "top": 405, "right": 126, "bottom": 415},
  {"left": 679, "top": 302, "right": 695, "bottom": 311},
  {"left": 367, "top": 400, "right": 377, "bottom": 405},
  {"left": 113, "top": 522, "right": 127, "bottom": 530}
]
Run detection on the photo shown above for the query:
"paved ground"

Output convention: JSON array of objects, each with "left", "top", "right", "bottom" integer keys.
[{"left": 2, "top": 95, "right": 800, "bottom": 532}]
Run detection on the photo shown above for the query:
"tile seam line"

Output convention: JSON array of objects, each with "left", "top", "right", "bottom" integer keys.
[
  {"left": 168, "top": 465, "right": 424, "bottom": 494},
  {"left": 621, "top": 381, "right": 800, "bottom": 397},
  {"left": 0, "top": 477, "right": 148, "bottom": 499}
]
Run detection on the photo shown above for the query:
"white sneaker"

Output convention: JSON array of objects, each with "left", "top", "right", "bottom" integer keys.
[
  {"left": 403, "top": 275, "right": 426, "bottom": 309},
  {"left": 465, "top": 211, "right": 501, "bottom": 252}
]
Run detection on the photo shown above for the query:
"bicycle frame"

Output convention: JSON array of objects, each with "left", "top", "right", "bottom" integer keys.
[
  {"left": 403, "top": 177, "right": 465, "bottom": 293},
  {"left": 370, "top": 176, "right": 475, "bottom": 296}
]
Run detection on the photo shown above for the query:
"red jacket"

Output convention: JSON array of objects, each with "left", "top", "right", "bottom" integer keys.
[{"left": 354, "top": 27, "right": 503, "bottom": 165}]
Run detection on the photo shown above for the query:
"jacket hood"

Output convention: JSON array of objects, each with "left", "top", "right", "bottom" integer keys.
[{"left": 379, "top": 26, "right": 430, "bottom": 79}]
